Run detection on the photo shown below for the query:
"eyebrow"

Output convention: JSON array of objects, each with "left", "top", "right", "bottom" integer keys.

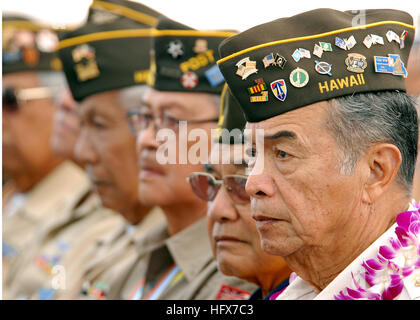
[
  {"left": 160, "top": 101, "right": 189, "bottom": 113},
  {"left": 264, "top": 130, "right": 297, "bottom": 141}
]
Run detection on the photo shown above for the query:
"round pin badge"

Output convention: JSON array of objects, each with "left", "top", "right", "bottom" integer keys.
[
  {"left": 314, "top": 60, "right": 332, "bottom": 76},
  {"left": 345, "top": 53, "right": 367, "bottom": 73},
  {"left": 289, "top": 67, "right": 309, "bottom": 88},
  {"left": 181, "top": 72, "right": 198, "bottom": 89}
]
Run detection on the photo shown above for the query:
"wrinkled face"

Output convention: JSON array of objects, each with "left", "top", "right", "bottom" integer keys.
[
  {"left": 75, "top": 90, "right": 140, "bottom": 214},
  {"left": 2, "top": 71, "right": 56, "bottom": 177},
  {"left": 50, "top": 88, "right": 80, "bottom": 159},
  {"left": 245, "top": 101, "right": 365, "bottom": 257},
  {"left": 206, "top": 143, "right": 287, "bottom": 279},
  {"left": 136, "top": 88, "right": 218, "bottom": 207}
]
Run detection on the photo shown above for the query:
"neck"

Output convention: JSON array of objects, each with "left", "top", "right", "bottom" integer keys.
[
  {"left": 11, "top": 157, "right": 63, "bottom": 192},
  {"left": 256, "top": 266, "right": 292, "bottom": 298},
  {"left": 285, "top": 197, "right": 409, "bottom": 291},
  {"left": 160, "top": 201, "right": 207, "bottom": 236},
  {"left": 123, "top": 203, "right": 153, "bottom": 225}
]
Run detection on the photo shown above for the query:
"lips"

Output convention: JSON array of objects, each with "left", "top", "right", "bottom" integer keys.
[
  {"left": 213, "top": 235, "right": 246, "bottom": 243},
  {"left": 138, "top": 151, "right": 165, "bottom": 177},
  {"left": 252, "top": 213, "right": 283, "bottom": 228}
]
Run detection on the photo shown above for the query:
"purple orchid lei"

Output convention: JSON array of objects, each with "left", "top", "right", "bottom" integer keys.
[{"left": 335, "top": 202, "right": 420, "bottom": 300}]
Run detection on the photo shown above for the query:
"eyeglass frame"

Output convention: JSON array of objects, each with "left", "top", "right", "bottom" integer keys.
[
  {"left": 187, "top": 171, "right": 250, "bottom": 204},
  {"left": 126, "top": 109, "right": 219, "bottom": 136},
  {"left": 2, "top": 86, "right": 60, "bottom": 112}
]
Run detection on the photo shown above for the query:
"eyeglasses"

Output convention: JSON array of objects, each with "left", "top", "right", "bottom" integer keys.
[
  {"left": 126, "top": 109, "right": 218, "bottom": 135},
  {"left": 187, "top": 172, "right": 250, "bottom": 204},
  {"left": 2, "top": 86, "right": 54, "bottom": 112}
]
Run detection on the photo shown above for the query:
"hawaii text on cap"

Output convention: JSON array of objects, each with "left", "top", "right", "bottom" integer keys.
[{"left": 217, "top": 8, "right": 415, "bottom": 122}]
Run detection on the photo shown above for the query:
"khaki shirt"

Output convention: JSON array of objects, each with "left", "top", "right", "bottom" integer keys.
[
  {"left": 3, "top": 191, "right": 120, "bottom": 300},
  {"left": 2, "top": 161, "right": 91, "bottom": 287},
  {"left": 120, "top": 218, "right": 258, "bottom": 300},
  {"left": 60, "top": 207, "right": 165, "bottom": 300}
]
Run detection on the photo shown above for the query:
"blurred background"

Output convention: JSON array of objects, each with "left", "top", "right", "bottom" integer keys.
[{"left": 2, "top": 0, "right": 420, "bottom": 32}]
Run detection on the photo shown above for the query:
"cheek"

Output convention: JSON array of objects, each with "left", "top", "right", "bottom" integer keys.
[
  {"left": 206, "top": 215, "right": 217, "bottom": 255},
  {"left": 167, "top": 164, "right": 198, "bottom": 196},
  {"left": 283, "top": 165, "right": 361, "bottom": 243},
  {"left": 101, "top": 136, "right": 138, "bottom": 182}
]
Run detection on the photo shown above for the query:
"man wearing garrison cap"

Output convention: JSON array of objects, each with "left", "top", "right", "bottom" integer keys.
[
  {"left": 121, "top": 16, "right": 257, "bottom": 300},
  {"left": 187, "top": 85, "right": 292, "bottom": 300},
  {"left": 1, "top": 14, "right": 117, "bottom": 300},
  {"left": 51, "top": 0, "right": 170, "bottom": 300},
  {"left": 217, "top": 8, "right": 419, "bottom": 299}
]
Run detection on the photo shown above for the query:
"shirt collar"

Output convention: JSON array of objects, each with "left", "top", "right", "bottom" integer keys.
[
  {"left": 165, "top": 218, "right": 214, "bottom": 282},
  {"left": 21, "top": 161, "right": 91, "bottom": 221}
]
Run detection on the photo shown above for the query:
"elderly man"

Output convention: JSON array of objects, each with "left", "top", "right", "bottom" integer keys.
[
  {"left": 54, "top": 0, "right": 168, "bottom": 300},
  {"left": 2, "top": 15, "right": 101, "bottom": 295},
  {"left": 2, "top": 14, "right": 127, "bottom": 300},
  {"left": 189, "top": 85, "right": 292, "bottom": 299},
  {"left": 217, "top": 8, "right": 419, "bottom": 299},
  {"left": 122, "top": 16, "right": 257, "bottom": 300}
]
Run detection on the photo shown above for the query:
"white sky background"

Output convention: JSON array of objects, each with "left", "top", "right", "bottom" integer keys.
[{"left": 2, "top": 0, "right": 420, "bottom": 31}]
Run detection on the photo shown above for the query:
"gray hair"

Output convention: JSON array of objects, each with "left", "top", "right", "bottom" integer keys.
[
  {"left": 118, "top": 85, "right": 149, "bottom": 111},
  {"left": 37, "top": 71, "right": 67, "bottom": 105},
  {"left": 326, "top": 91, "right": 418, "bottom": 194}
]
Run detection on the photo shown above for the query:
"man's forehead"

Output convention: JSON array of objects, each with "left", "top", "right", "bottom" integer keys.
[
  {"left": 245, "top": 100, "right": 329, "bottom": 133},
  {"left": 79, "top": 90, "right": 122, "bottom": 116},
  {"left": 143, "top": 88, "right": 215, "bottom": 117}
]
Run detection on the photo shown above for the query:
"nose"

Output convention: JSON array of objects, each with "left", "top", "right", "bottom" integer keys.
[
  {"left": 245, "top": 170, "right": 276, "bottom": 199},
  {"left": 74, "top": 128, "right": 98, "bottom": 166},
  {"left": 207, "top": 187, "right": 239, "bottom": 223},
  {"left": 136, "top": 121, "right": 162, "bottom": 155},
  {"left": 58, "top": 90, "right": 77, "bottom": 113}
]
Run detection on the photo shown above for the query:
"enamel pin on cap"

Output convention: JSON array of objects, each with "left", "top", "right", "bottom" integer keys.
[
  {"left": 235, "top": 57, "right": 258, "bottom": 80},
  {"left": 345, "top": 53, "right": 367, "bottom": 73},
  {"left": 314, "top": 60, "right": 332, "bottom": 76},
  {"left": 289, "top": 67, "right": 309, "bottom": 87},
  {"left": 270, "top": 79, "right": 287, "bottom": 101}
]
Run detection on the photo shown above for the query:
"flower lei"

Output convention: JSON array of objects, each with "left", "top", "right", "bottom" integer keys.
[{"left": 335, "top": 202, "right": 420, "bottom": 300}]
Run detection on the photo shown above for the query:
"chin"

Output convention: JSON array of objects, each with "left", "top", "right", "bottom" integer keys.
[
  {"left": 260, "top": 238, "right": 299, "bottom": 257},
  {"left": 216, "top": 251, "right": 253, "bottom": 277},
  {"left": 217, "top": 259, "right": 241, "bottom": 278},
  {"left": 138, "top": 186, "right": 170, "bottom": 207}
]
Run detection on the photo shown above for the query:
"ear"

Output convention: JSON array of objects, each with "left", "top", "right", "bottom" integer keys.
[{"left": 362, "top": 143, "right": 402, "bottom": 204}]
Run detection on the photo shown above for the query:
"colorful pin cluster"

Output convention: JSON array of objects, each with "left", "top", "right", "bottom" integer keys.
[
  {"left": 81, "top": 280, "right": 109, "bottom": 299},
  {"left": 234, "top": 28, "right": 409, "bottom": 103},
  {"left": 166, "top": 39, "right": 225, "bottom": 89},
  {"left": 35, "top": 254, "right": 61, "bottom": 275}
]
